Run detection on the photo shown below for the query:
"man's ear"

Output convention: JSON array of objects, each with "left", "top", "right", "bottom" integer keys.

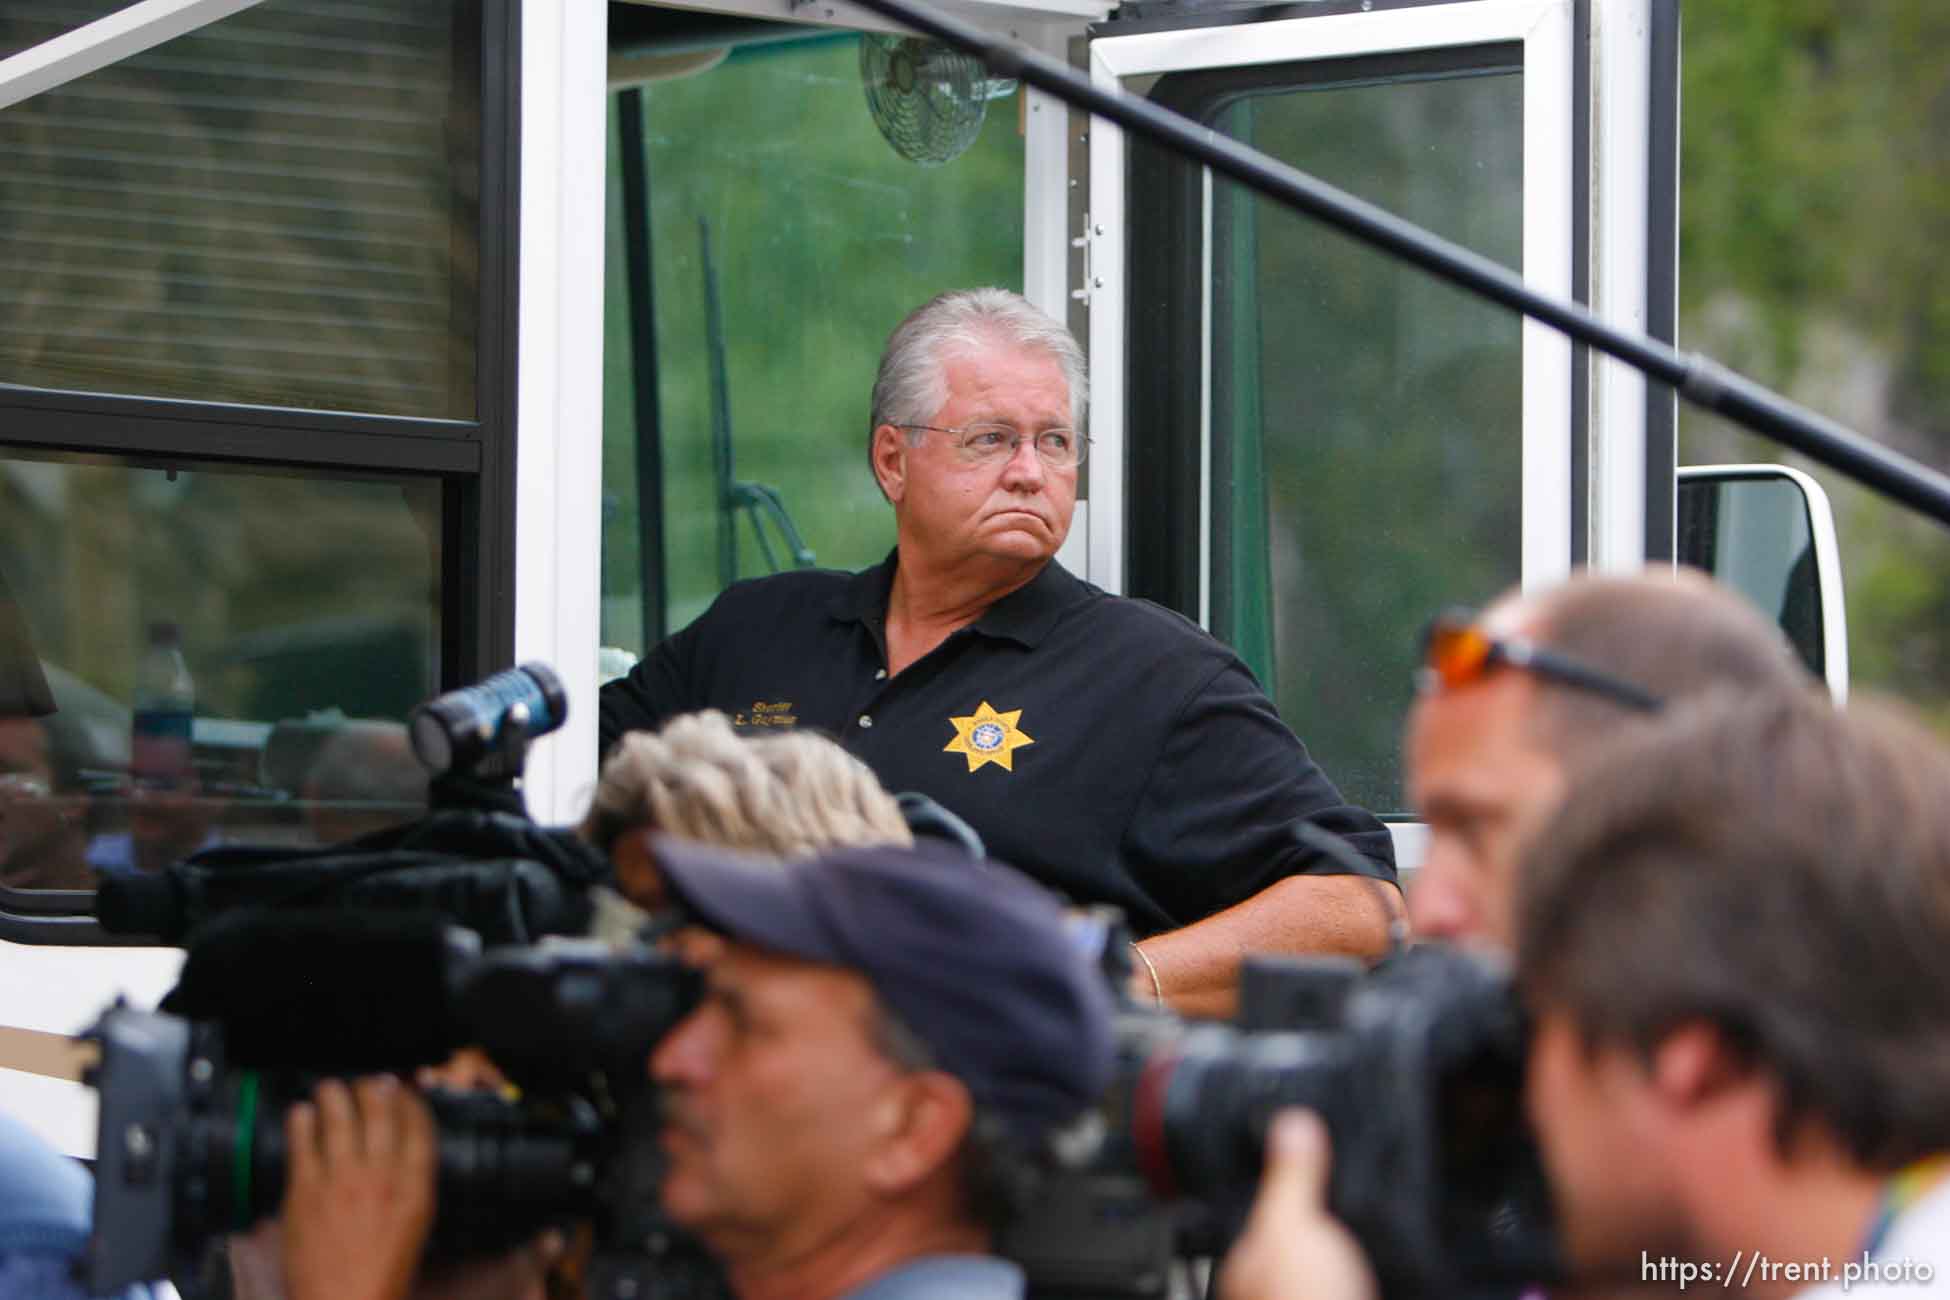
[
  {"left": 864, "top": 1071, "right": 973, "bottom": 1196},
  {"left": 611, "top": 828, "right": 667, "bottom": 909},
  {"left": 871, "top": 425, "right": 909, "bottom": 504},
  {"left": 1648, "top": 1021, "right": 1752, "bottom": 1111}
]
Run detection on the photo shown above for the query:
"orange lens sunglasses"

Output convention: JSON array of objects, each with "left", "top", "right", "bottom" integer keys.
[{"left": 1419, "top": 608, "right": 1663, "bottom": 713}]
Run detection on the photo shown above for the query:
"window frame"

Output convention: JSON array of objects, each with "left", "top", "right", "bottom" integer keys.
[
  {"left": 0, "top": 0, "right": 522, "bottom": 933},
  {"left": 1123, "top": 43, "right": 1532, "bottom": 643},
  {"left": 1086, "top": 0, "right": 1581, "bottom": 604}
]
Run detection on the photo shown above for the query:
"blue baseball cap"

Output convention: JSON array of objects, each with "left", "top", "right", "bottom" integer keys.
[{"left": 651, "top": 833, "right": 1117, "bottom": 1144}]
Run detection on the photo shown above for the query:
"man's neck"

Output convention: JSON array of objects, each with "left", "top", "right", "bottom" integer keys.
[
  {"left": 883, "top": 544, "right": 1046, "bottom": 675},
  {"left": 1690, "top": 1148, "right": 1884, "bottom": 1299},
  {"left": 728, "top": 1209, "right": 989, "bottom": 1300}
]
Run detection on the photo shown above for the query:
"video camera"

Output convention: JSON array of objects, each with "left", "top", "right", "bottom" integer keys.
[
  {"left": 93, "top": 663, "right": 605, "bottom": 947},
  {"left": 81, "top": 664, "right": 731, "bottom": 1298},
  {"left": 84, "top": 922, "right": 714, "bottom": 1297},
  {"left": 1009, "top": 922, "right": 1563, "bottom": 1300}
]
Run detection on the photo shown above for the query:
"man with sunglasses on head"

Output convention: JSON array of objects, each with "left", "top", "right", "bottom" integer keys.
[
  {"left": 601, "top": 288, "right": 1397, "bottom": 1016},
  {"left": 1405, "top": 567, "right": 1812, "bottom": 951},
  {"left": 1223, "top": 688, "right": 1950, "bottom": 1300},
  {"left": 1219, "top": 572, "right": 1846, "bottom": 1300}
]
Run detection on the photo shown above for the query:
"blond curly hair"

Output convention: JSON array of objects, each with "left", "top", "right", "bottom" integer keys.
[{"left": 582, "top": 710, "right": 912, "bottom": 864}]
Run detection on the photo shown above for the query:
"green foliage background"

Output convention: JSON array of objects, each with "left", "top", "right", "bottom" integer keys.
[{"left": 1681, "top": 5, "right": 1950, "bottom": 727}]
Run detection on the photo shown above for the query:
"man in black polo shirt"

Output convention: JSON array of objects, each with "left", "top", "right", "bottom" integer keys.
[{"left": 600, "top": 287, "right": 1397, "bottom": 1015}]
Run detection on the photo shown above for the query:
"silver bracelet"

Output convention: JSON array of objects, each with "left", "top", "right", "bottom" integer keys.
[{"left": 1131, "top": 942, "right": 1164, "bottom": 1007}]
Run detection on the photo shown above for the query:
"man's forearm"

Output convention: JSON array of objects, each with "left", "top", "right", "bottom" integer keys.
[{"left": 1134, "top": 874, "right": 1405, "bottom": 1019}]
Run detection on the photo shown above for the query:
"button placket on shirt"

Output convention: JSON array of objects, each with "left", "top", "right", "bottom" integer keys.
[
  {"left": 864, "top": 667, "right": 887, "bottom": 722},
  {"left": 852, "top": 639, "right": 898, "bottom": 737},
  {"left": 851, "top": 625, "right": 971, "bottom": 740}
]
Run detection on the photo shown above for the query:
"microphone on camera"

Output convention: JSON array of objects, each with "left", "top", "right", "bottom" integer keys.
[{"left": 160, "top": 908, "right": 477, "bottom": 1073}]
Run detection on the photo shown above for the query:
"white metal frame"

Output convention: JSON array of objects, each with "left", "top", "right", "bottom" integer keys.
[
  {"left": 1678, "top": 464, "right": 1850, "bottom": 703},
  {"left": 1018, "top": 28, "right": 1085, "bottom": 383},
  {"left": 513, "top": 0, "right": 610, "bottom": 825},
  {"left": 0, "top": 0, "right": 268, "bottom": 110},
  {"left": 1026, "top": 63, "right": 1093, "bottom": 579},
  {"left": 1087, "top": 0, "right": 1578, "bottom": 597},
  {"left": 1590, "top": 0, "right": 1654, "bottom": 570},
  {"left": 617, "top": 0, "right": 1103, "bottom": 34}
]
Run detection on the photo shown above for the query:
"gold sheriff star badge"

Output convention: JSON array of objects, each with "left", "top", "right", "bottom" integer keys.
[{"left": 944, "top": 700, "right": 1035, "bottom": 773}]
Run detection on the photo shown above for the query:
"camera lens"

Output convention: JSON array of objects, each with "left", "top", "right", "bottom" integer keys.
[
  {"left": 173, "top": 1075, "right": 602, "bottom": 1260},
  {"left": 1130, "top": 1024, "right": 1352, "bottom": 1204}
]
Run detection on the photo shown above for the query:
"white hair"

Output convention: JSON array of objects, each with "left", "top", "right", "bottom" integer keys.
[{"left": 867, "top": 288, "right": 1088, "bottom": 486}]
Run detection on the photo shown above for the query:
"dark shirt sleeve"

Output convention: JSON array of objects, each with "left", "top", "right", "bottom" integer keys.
[
  {"left": 1120, "top": 658, "right": 1397, "bottom": 926},
  {"left": 597, "top": 615, "right": 704, "bottom": 756}
]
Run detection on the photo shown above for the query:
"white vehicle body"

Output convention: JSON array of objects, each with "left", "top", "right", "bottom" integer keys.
[{"left": 0, "top": 0, "right": 1828, "bottom": 1158}]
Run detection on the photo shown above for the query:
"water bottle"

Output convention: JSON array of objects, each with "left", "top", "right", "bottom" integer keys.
[{"left": 131, "top": 621, "right": 194, "bottom": 786}]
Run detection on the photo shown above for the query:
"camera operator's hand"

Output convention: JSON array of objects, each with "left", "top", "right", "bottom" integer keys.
[
  {"left": 1218, "top": 1110, "right": 1377, "bottom": 1300},
  {"left": 281, "top": 1075, "right": 436, "bottom": 1300}
]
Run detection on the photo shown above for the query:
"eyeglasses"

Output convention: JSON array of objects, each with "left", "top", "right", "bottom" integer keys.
[
  {"left": 900, "top": 423, "right": 1090, "bottom": 469},
  {"left": 1418, "top": 607, "right": 1663, "bottom": 713}
]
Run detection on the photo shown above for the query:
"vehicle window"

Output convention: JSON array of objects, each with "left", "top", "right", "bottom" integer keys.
[
  {"left": 0, "top": 449, "right": 439, "bottom": 894},
  {"left": 0, "top": 2, "right": 127, "bottom": 50},
  {"left": 1677, "top": 473, "right": 1824, "bottom": 676},
  {"left": 600, "top": 33, "right": 1025, "bottom": 659},
  {"left": 1129, "top": 55, "right": 1526, "bottom": 815},
  {"left": 0, "top": 0, "right": 481, "bottom": 419}
]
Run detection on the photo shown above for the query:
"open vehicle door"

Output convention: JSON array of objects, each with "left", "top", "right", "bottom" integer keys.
[{"left": 1078, "top": 0, "right": 1679, "bottom": 861}]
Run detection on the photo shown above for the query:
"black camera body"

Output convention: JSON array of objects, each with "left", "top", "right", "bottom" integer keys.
[
  {"left": 88, "top": 1004, "right": 611, "bottom": 1288},
  {"left": 84, "top": 934, "right": 711, "bottom": 1297},
  {"left": 1008, "top": 946, "right": 1563, "bottom": 1300},
  {"left": 82, "top": 664, "right": 737, "bottom": 1298}
]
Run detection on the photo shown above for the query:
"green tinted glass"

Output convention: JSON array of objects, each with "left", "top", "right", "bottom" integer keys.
[
  {"left": 0, "top": 448, "right": 440, "bottom": 891},
  {"left": 1212, "top": 69, "right": 1525, "bottom": 814},
  {"left": 600, "top": 35, "right": 1025, "bottom": 657}
]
